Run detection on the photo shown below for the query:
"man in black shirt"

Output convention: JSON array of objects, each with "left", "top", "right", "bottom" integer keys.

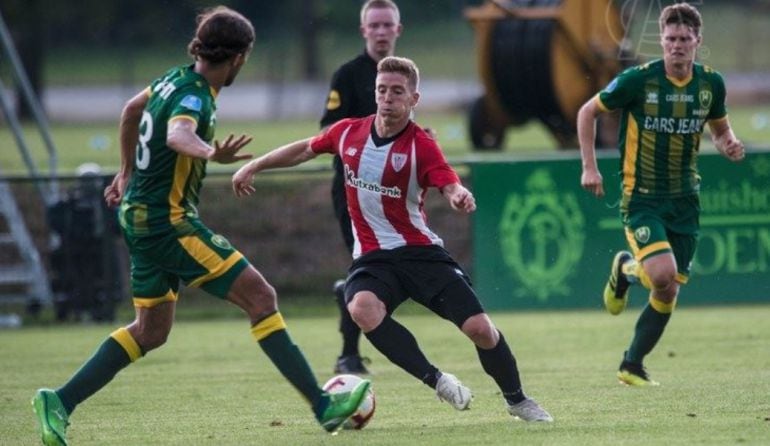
[{"left": 320, "top": 0, "right": 402, "bottom": 374}]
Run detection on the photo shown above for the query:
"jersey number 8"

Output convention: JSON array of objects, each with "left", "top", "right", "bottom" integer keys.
[{"left": 136, "top": 111, "right": 153, "bottom": 170}]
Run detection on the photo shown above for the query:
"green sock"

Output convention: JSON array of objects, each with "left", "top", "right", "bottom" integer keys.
[
  {"left": 626, "top": 303, "right": 671, "bottom": 364},
  {"left": 56, "top": 337, "right": 134, "bottom": 414},
  {"left": 258, "top": 329, "right": 324, "bottom": 411}
]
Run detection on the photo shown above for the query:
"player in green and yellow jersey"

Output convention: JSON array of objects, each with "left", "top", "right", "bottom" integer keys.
[
  {"left": 577, "top": 2, "right": 744, "bottom": 386},
  {"left": 31, "top": 7, "right": 369, "bottom": 445},
  {"left": 117, "top": 63, "right": 221, "bottom": 239}
]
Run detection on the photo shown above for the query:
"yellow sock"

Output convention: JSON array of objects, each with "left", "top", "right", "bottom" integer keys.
[
  {"left": 649, "top": 294, "right": 677, "bottom": 314},
  {"left": 250, "top": 312, "right": 287, "bottom": 341}
]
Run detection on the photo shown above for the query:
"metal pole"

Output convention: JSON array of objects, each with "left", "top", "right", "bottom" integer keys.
[
  {"left": 0, "top": 78, "right": 42, "bottom": 180},
  {"left": 0, "top": 8, "right": 59, "bottom": 203}
]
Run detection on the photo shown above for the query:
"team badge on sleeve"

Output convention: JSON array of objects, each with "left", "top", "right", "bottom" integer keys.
[
  {"left": 326, "top": 90, "right": 341, "bottom": 110},
  {"left": 180, "top": 95, "right": 203, "bottom": 112}
]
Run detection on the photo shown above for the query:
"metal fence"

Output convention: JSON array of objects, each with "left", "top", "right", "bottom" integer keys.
[{"left": 0, "top": 171, "right": 472, "bottom": 320}]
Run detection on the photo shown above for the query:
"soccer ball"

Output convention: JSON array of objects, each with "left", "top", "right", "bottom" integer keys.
[{"left": 322, "top": 374, "right": 375, "bottom": 430}]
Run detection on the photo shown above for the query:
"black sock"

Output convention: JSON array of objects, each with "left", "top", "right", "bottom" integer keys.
[
  {"left": 335, "top": 287, "right": 361, "bottom": 357},
  {"left": 476, "top": 332, "right": 526, "bottom": 405},
  {"left": 364, "top": 315, "right": 438, "bottom": 386}
]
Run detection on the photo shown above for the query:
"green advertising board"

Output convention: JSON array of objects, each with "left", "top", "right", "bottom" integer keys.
[{"left": 471, "top": 150, "right": 770, "bottom": 310}]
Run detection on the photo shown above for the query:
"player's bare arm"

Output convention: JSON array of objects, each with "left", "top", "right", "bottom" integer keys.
[
  {"left": 708, "top": 118, "right": 745, "bottom": 162},
  {"left": 167, "top": 118, "right": 252, "bottom": 163},
  {"left": 441, "top": 183, "right": 476, "bottom": 213},
  {"left": 577, "top": 97, "right": 605, "bottom": 198},
  {"left": 232, "top": 138, "right": 317, "bottom": 197},
  {"left": 105, "top": 89, "right": 149, "bottom": 207}
]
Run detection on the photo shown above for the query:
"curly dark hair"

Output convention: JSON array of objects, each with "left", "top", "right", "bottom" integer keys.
[{"left": 187, "top": 6, "right": 255, "bottom": 64}]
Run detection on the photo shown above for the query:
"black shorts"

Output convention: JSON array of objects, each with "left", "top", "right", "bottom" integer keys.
[{"left": 345, "top": 245, "right": 484, "bottom": 327}]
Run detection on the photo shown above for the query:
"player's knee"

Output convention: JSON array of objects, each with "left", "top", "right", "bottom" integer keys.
[
  {"left": 242, "top": 285, "right": 278, "bottom": 322},
  {"left": 254, "top": 280, "right": 277, "bottom": 307},
  {"left": 652, "top": 281, "right": 679, "bottom": 304},
  {"left": 143, "top": 333, "right": 170, "bottom": 351},
  {"left": 132, "top": 326, "right": 171, "bottom": 352},
  {"left": 347, "top": 292, "right": 385, "bottom": 332},
  {"left": 642, "top": 254, "right": 677, "bottom": 291},
  {"left": 461, "top": 313, "right": 498, "bottom": 349},
  {"left": 649, "top": 269, "right": 677, "bottom": 292},
  {"left": 230, "top": 269, "right": 278, "bottom": 318}
]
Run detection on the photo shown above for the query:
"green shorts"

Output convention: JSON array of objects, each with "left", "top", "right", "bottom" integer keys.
[
  {"left": 122, "top": 219, "right": 249, "bottom": 307},
  {"left": 620, "top": 194, "right": 700, "bottom": 282}
]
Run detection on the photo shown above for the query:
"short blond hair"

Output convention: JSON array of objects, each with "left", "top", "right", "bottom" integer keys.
[
  {"left": 659, "top": 2, "right": 702, "bottom": 36},
  {"left": 360, "top": 0, "right": 400, "bottom": 25},
  {"left": 377, "top": 56, "right": 419, "bottom": 91}
]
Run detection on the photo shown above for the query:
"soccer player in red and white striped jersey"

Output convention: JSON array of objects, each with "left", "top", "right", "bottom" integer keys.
[
  {"left": 312, "top": 113, "right": 460, "bottom": 258},
  {"left": 233, "top": 56, "right": 552, "bottom": 422}
]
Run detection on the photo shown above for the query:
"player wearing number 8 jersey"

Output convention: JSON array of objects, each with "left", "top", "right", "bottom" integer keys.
[
  {"left": 119, "top": 65, "right": 217, "bottom": 238},
  {"left": 31, "top": 7, "right": 370, "bottom": 445}
]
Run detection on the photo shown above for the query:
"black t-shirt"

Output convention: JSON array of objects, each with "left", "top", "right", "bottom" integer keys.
[{"left": 320, "top": 51, "right": 378, "bottom": 128}]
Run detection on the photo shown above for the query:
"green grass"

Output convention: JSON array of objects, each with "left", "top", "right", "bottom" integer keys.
[
  {"left": 2, "top": 304, "right": 769, "bottom": 445},
  {"left": 3, "top": 105, "right": 769, "bottom": 176}
]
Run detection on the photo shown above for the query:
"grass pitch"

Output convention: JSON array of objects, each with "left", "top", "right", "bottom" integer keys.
[
  {"left": 2, "top": 303, "right": 769, "bottom": 445},
  {"left": 2, "top": 105, "right": 769, "bottom": 176}
]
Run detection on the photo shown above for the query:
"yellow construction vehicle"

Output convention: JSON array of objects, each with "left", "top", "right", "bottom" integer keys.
[{"left": 465, "top": 0, "right": 632, "bottom": 150}]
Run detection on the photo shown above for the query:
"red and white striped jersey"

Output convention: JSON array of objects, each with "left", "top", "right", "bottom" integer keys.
[{"left": 310, "top": 116, "right": 460, "bottom": 258}]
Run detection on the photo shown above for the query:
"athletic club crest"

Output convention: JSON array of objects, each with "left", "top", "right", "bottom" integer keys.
[{"left": 391, "top": 153, "right": 407, "bottom": 172}]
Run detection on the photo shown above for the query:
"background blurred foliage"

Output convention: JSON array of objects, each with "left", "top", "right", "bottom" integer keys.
[
  {"left": 1, "top": 0, "right": 485, "bottom": 85},
  {"left": 0, "top": 0, "right": 481, "bottom": 53},
  {"left": 3, "top": 0, "right": 769, "bottom": 87}
]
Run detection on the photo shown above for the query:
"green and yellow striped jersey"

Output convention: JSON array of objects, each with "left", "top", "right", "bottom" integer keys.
[
  {"left": 597, "top": 59, "right": 727, "bottom": 198},
  {"left": 120, "top": 65, "right": 217, "bottom": 237}
]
